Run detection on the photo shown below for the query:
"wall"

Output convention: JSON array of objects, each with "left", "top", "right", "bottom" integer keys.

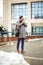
[{"left": 3, "top": 0, "right": 43, "bottom": 36}]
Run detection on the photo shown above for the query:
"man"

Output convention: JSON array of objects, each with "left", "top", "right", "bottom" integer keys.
[{"left": 16, "top": 16, "right": 27, "bottom": 54}]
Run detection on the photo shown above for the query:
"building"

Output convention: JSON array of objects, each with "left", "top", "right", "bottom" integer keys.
[
  {"left": 3, "top": 0, "right": 43, "bottom": 36},
  {"left": 0, "top": 17, "right": 3, "bottom": 26}
]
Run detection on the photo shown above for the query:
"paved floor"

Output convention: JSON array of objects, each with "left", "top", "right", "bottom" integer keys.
[{"left": 0, "top": 38, "right": 43, "bottom": 65}]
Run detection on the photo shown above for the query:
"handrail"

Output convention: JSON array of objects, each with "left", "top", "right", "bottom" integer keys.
[{"left": 0, "top": 31, "right": 43, "bottom": 37}]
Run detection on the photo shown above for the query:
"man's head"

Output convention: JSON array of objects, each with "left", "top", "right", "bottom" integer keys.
[{"left": 19, "top": 16, "right": 24, "bottom": 22}]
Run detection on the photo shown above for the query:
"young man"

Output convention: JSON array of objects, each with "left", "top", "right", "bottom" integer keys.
[{"left": 16, "top": 16, "right": 27, "bottom": 54}]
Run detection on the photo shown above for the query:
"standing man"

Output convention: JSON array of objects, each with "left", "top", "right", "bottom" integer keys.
[{"left": 16, "top": 16, "right": 27, "bottom": 54}]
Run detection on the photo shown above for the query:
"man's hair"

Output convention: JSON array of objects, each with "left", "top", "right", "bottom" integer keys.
[{"left": 19, "top": 16, "right": 23, "bottom": 19}]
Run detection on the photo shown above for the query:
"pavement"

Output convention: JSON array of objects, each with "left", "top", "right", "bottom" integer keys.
[{"left": 0, "top": 38, "right": 43, "bottom": 65}]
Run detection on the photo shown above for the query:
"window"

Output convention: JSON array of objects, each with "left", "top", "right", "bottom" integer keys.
[
  {"left": 31, "top": 2, "right": 43, "bottom": 19},
  {"left": 11, "top": 24, "right": 15, "bottom": 36},
  {"left": 32, "top": 26, "right": 43, "bottom": 35},
  {"left": 11, "top": 3, "right": 28, "bottom": 20}
]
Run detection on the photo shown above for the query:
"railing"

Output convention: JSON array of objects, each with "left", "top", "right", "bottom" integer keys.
[
  {"left": 31, "top": 32, "right": 43, "bottom": 36},
  {"left": 0, "top": 31, "right": 43, "bottom": 37},
  {"left": 0, "top": 31, "right": 30, "bottom": 37},
  {"left": 0, "top": 32, "right": 14, "bottom": 37}
]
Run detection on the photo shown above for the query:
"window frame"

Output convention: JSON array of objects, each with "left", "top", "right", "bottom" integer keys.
[
  {"left": 11, "top": 2, "right": 27, "bottom": 20},
  {"left": 32, "top": 26, "right": 43, "bottom": 36},
  {"left": 31, "top": 1, "right": 43, "bottom": 19}
]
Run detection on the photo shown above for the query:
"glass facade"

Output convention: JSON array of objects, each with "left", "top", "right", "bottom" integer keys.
[
  {"left": 31, "top": 2, "right": 43, "bottom": 19},
  {"left": 32, "top": 26, "right": 43, "bottom": 35},
  {"left": 11, "top": 3, "right": 28, "bottom": 20}
]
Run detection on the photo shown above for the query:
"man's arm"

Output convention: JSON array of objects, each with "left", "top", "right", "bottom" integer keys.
[
  {"left": 16, "top": 22, "right": 24, "bottom": 27},
  {"left": 23, "top": 23, "right": 27, "bottom": 27}
]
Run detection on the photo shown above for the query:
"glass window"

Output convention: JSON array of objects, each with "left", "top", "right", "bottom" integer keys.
[
  {"left": 11, "top": 3, "right": 28, "bottom": 20},
  {"left": 32, "top": 26, "right": 43, "bottom": 35},
  {"left": 31, "top": 2, "right": 43, "bottom": 19}
]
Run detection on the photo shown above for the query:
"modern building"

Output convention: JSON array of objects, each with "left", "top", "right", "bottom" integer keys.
[
  {"left": 0, "top": 17, "right": 3, "bottom": 26},
  {"left": 3, "top": 0, "right": 43, "bottom": 36}
]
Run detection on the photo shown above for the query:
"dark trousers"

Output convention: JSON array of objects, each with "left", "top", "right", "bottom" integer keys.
[{"left": 17, "top": 38, "right": 25, "bottom": 51}]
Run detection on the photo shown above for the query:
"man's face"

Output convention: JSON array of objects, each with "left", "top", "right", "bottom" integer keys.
[{"left": 20, "top": 17, "right": 24, "bottom": 22}]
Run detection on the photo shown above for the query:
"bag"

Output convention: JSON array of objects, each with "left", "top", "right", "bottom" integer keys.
[
  {"left": 15, "top": 26, "right": 20, "bottom": 37},
  {"left": 15, "top": 29, "right": 20, "bottom": 37}
]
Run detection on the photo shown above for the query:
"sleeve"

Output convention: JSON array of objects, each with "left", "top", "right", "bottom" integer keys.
[
  {"left": 16, "top": 21, "right": 24, "bottom": 27},
  {"left": 23, "top": 23, "right": 27, "bottom": 27}
]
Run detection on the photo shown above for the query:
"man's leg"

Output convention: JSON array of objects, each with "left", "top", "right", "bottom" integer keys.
[
  {"left": 17, "top": 38, "right": 20, "bottom": 53},
  {"left": 21, "top": 38, "right": 25, "bottom": 53}
]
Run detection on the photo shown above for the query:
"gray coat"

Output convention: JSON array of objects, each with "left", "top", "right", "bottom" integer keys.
[{"left": 16, "top": 21, "right": 27, "bottom": 38}]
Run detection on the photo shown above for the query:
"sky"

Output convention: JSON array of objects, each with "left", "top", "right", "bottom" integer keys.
[{"left": 0, "top": 0, "right": 3, "bottom": 17}]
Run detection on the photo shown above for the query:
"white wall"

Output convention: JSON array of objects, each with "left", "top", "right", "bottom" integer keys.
[{"left": 3, "top": 0, "right": 43, "bottom": 36}]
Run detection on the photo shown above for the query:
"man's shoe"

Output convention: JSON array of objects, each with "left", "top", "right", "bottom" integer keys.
[
  {"left": 21, "top": 50, "right": 25, "bottom": 54},
  {"left": 17, "top": 49, "right": 20, "bottom": 53}
]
